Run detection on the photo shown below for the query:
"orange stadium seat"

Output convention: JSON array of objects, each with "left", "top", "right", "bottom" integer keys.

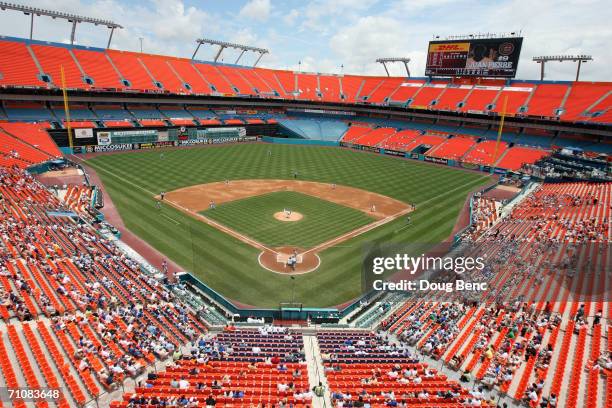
[
  {"left": 560, "top": 82, "right": 612, "bottom": 122},
  {"left": 319, "top": 74, "right": 343, "bottom": 102},
  {"left": 139, "top": 119, "right": 166, "bottom": 127},
  {"left": 30, "top": 44, "right": 87, "bottom": 89},
  {"left": 272, "top": 69, "right": 297, "bottom": 97},
  {"left": 72, "top": 48, "right": 124, "bottom": 89},
  {"left": 409, "top": 85, "right": 446, "bottom": 109},
  {"left": 341, "top": 125, "right": 374, "bottom": 142},
  {"left": 0, "top": 130, "right": 54, "bottom": 165},
  {"left": 250, "top": 68, "right": 290, "bottom": 97},
  {"left": 66, "top": 120, "right": 96, "bottom": 129},
  {"left": 461, "top": 87, "right": 499, "bottom": 112},
  {"left": 296, "top": 73, "right": 320, "bottom": 100},
  {"left": 193, "top": 63, "right": 236, "bottom": 94},
  {"left": 106, "top": 49, "right": 157, "bottom": 91},
  {"left": 435, "top": 86, "right": 471, "bottom": 111},
  {"left": 403, "top": 134, "right": 446, "bottom": 152},
  {"left": 239, "top": 67, "right": 279, "bottom": 96},
  {"left": 495, "top": 146, "right": 550, "bottom": 170},
  {"left": 166, "top": 58, "right": 213, "bottom": 94},
  {"left": 354, "top": 127, "right": 396, "bottom": 147},
  {"left": 367, "top": 77, "right": 405, "bottom": 104},
  {"left": 379, "top": 129, "right": 421, "bottom": 150},
  {"left": 340, "top": 75, "right": 365, "bottom": 102},
  {"left": 0, "top": 40, "right": 47, "bottom": 87},
  {"left": 587, "top": 93, "right": 611, "bottom": 121},
  {"left": 0, "top": 122, "right": 59, "bottom": 156},
  {"left": 490, "top": 85, "right": 533, "bottom": 115},
  {"left": 388, "top": 81, "right": 425, "bottom": 103},
  {"left": 590, "top": 108, "right": 612, "bottom": 124},
  {"left": 462, "top": 140, "right": 508, "bottom": 166},
  {"left": 103, "top": 120, "right": 133, "bottom": 128},
  {"left": 215, "top": 65, "right": 256, "bottom": 95},
  {"left": 138, "top": 54, "right": 189, "bottom": 94},
  {"left": 428, "top": 135, "right": 477, "bottom": 160},
  {"left": 358, "top": 77, "right": 385, "bottom": 102},
  {"left": 525, "top": 84, "right": 568, "bottom": 117}
]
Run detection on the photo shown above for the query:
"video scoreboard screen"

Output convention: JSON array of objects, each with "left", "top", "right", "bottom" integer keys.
[{"left": 425, "top": 37, "right": 523, "bottom": 78}]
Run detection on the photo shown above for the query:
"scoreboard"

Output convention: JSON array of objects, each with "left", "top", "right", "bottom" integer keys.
[{"left": 425, "top": 37, "right": 523, "bottom": 78}]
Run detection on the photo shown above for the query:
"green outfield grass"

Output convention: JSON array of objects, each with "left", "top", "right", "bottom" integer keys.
[
  {"left": 201, "top": 191, "right": 374, "bottom": 248},
  {"left": 84, "top": 143, "right": 492, "bottom": 307}
]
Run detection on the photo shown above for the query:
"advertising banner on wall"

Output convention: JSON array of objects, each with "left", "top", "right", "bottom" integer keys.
[
  {"left": 97, "top": 132, "right": 111, "bottom": 145},
  {"left": 110, "top": 129, "right": 157, "bottom": 137},
  {"left": 424, "top": 156, "right": 449, "bottom": 165},
  {"left": 86, "top": 143, "right": 133, "bottom": 153},
  {"left": 384, "top": 149, "right": 405, "bottom": 157},
  {"left": 361, "top": 146, "right": 381, "bottom": 153},
  {"left": 74, "top": 128, "right": 94, "bottom": 139}
]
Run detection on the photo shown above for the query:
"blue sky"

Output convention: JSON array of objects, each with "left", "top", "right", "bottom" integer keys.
[{"left": 0, "top": 0, "right": 609, "bottom": 80}]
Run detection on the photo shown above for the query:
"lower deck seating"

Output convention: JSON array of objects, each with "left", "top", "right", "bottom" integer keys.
[
  {"left": 428, "top": 136, "right": 476, "bottom": 160},
  {"left": 354, "top": 127, "right": 396, "bottom": 147},
  {"left": 318, "top": 331, "right": 491, "bottom": 407},
  {"left": 111, "top": 328, "right": 310, "bottom": 407},
  {"left": 496, "top": 146, "right": 550, "bottom": 171},
  {"left": 462, "top": 140, "right": 508, "bottom": 166},
  {"left": 0, "top": 122, "right": 61, "bottom": 157},
  {"left": 379, "top": 129, "right": 421, "bottom": 151},
  {"left": 341, "top": 125, "right": 374, "bottom": 142}
]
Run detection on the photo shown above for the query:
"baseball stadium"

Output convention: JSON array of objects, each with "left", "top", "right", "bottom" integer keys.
[{"left": 0, "top": 1, "right": 609, "bottom": 407}]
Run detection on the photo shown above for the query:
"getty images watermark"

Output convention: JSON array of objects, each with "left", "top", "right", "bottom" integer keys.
[
  {"left": 361, "top": 242, "right": 610, "bottom": 303},
  {"left": 370, "top": 253, "right": 488, "bottom": 293}
]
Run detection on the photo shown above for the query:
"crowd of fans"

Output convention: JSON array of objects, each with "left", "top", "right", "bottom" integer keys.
[
  {"left": 318, "top": 330, "right": 491, "bottom": 407},
  {"left": 0, "top": 166, "right": 208, "bottom": 403}
]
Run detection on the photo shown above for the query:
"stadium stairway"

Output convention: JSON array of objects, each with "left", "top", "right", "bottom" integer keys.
[{"left": 303, "top": 334, "right": 332, "bottom": 408}]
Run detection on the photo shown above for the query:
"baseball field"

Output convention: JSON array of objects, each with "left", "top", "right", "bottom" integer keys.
[{"left": 83, "top": 143, "right": 492, "bottom": 307}]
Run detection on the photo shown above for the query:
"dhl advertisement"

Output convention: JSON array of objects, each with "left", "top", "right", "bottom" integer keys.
[{"left": 426, "top": 37, "right": 523, "bottom": 77}]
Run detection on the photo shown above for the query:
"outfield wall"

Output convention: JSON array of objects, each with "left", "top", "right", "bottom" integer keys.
[
  {"left": 339, "top": 141, "right": 521, "bottom": 177},
  {"left": 262, "top": 136, "right": 339, "bottom": 147}
]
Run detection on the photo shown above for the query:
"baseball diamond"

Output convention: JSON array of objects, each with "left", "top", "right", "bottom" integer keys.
[{"left": 84, "top": 143, "right": 491, "bottom": 307}]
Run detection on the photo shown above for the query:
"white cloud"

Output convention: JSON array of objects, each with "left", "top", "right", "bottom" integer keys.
[
  {"left": 239, "top": 0, "right": 271, "bottom": 22},
  {"left": 230, "top": 28, "right": 258, "bottom": 46},
  {"left": 283, "top": 9, "right": 299, "bottom": 26},
  {"left": 300, "top": 0, "right": 379, "bottom": 33},
  {"left": 329, "top": 15, "right": 414, "bottom": 75}
]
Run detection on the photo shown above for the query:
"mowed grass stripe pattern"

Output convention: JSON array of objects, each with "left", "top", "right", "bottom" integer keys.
[
  {"left": 84, "top": 143, "right": 491, "bottom": 307},
  {"left": 202, "top": 191, "right": 374, "bottom": 248}
]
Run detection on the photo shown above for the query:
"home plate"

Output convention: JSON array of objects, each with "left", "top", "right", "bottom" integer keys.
[{"left": 276, "top": 253, "right": 303, "bottom": 263}]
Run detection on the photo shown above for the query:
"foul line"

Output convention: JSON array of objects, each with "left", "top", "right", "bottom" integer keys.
[
  {"left": 164, "top": 199, "right": 277, "bottom": 254},
  {"left": 301, "top": 207, "right": 413, "bottom": 256},
  {"left": 161, "top": 213, "right": 180, "bottom": 225},
  {"left": 72, "top": 155, "right": 158, "bottom": 196}
]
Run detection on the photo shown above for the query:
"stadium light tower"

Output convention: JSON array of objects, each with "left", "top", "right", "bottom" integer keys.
[
  {"left": 533, "top": 55, "right": 593, "bottom": 81},
  {"left": 0, "top": 1, "right": 122, "bottom": 47},
  {"left": 192, "top": 38, "right": 269, "bottom": 67},
  {"left": 376, "top": 58, "right": 411, "bottom": 77}
]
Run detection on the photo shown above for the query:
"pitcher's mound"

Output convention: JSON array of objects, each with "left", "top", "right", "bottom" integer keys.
[{"left": 274, "top": 211, "right": 303, "bottom": 222}]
